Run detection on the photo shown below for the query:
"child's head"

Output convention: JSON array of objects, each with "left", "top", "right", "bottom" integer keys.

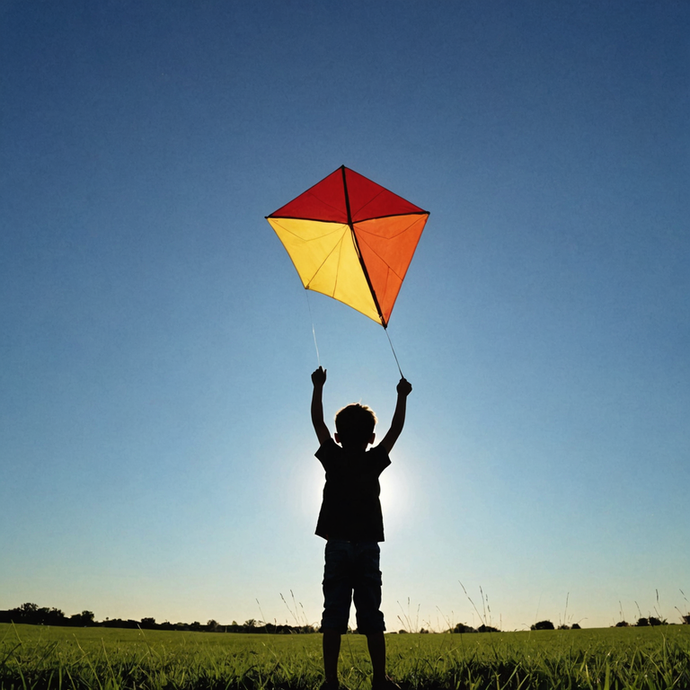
[{"left": 334, "top": 403, "right": 377, "bottom": 449}]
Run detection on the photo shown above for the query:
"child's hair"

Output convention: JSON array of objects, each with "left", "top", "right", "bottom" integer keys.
[{"left": 335, "top": 403, "right": 378, "bottom": 447}]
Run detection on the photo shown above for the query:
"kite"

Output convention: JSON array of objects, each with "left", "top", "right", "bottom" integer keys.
[{"left": 266, "top": 165, "right": 429, "bottom": 328}]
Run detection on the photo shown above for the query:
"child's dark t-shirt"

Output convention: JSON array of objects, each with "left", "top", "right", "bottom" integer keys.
[{"left": 315, "top": 438, "right": 391, "bottom": 542}]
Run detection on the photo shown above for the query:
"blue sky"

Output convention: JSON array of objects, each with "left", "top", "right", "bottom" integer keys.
[{"left": 1, "top": 0, "right": 688, "bottom": 631}]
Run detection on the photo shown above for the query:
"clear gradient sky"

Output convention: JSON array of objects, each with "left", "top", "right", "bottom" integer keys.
[{"left": 1, "top": 0, "right": 688, "bottom": 631}]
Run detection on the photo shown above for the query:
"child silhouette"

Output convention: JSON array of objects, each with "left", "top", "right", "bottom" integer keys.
[{"left": 311, "top": 366, "right": 412, "bottom": 690}]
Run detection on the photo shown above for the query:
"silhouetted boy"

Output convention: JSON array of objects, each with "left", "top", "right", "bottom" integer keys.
[{"left": 311, "top": 366, "right": 412, "bottom": 690}]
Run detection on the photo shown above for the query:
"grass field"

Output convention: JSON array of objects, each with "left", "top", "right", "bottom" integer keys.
[{"left": 1, "top": 623, "right": 689, "bottom": 689}]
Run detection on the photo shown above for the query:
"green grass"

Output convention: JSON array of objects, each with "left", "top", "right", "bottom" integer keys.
[{"left": 1, "top": 623, "right": 689, "bottom": 689}]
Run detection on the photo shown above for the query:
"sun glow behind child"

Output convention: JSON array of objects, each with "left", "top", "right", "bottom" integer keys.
[
  {"left": 378, "top": 448, "right": 416, "bottom": 535},
  {"left": 287, "top": 440, "right": 418, "bottom": 537}
]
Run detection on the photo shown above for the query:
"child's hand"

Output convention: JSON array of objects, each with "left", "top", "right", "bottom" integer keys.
[
  {"left": 397, "top": 377, "right": 412, "bottom": 397},
  {"left": 311, "top": 366, "right": 327, "bottom": 387}
]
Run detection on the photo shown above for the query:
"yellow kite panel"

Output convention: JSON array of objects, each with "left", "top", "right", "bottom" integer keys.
[{"left": 268, "top": 217, "right": 381, "bottom": 323}]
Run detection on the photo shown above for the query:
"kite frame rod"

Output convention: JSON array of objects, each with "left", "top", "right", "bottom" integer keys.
[
  {"left": 340, "top": 166, "right": 388, "bottom": 328},
  {"left": 266, "top": 211, "right": 429, "bottom": 222}
]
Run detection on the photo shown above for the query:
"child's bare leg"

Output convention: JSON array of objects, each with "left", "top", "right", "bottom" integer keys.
[
  {"left": 366, "top": 631, "right": 386, "bottom": 685},
  {"left": 322, "top": 629, "right": 341, "bottom": 685}
]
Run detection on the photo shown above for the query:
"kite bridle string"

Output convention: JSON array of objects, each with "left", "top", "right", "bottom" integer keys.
[
  {"left": 385, "top": 327, "right": 404, "bottom": 379},
  {"left": 305, "top": 290, "right": 320, "bottom": 367}
]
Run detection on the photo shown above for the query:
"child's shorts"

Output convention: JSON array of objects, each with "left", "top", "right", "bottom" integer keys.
[{"left": 321, "top": 539, "right": 385, "bottom": 634}]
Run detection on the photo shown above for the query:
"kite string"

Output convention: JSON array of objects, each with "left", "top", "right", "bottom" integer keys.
[
  {"left": 305, "top": 290, "right": 320, "bottom": 367},
  {"left": 385, "top": 327, "right": 404, "bottom": 379},
  {"left": 305, "top": 287, "right": 402, "bottom": 380}
]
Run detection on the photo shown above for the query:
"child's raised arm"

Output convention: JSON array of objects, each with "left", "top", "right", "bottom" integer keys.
[
  {"left": 311, "top": 366, "right": 331, "bottom": 445},
  {"left": 379, "top": 377, "right": 412, "bottom": 454}
]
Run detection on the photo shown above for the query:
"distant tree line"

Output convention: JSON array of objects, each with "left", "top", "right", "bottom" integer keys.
[
  {"left": 530, "top": 620, "right": 583, "bottom": 631},
  {"left": 615, "top": 616, "right": 669, "bottom": 627},
  {"left": 533, "top": 616, "right": 687, "bottom": 630},
  {"left": 444, "top": 622, "right": 502, "bottom": 633},
  {"left": 4, "top": 603, "right": 687, "bottom": 633},
  {"left": 0, "top": 603, "right": 317, "bottom": 634}
]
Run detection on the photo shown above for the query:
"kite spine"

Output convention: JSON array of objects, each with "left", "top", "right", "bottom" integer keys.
[{"left": 340, "top": 166, "right": 387, "bottom": 328}]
